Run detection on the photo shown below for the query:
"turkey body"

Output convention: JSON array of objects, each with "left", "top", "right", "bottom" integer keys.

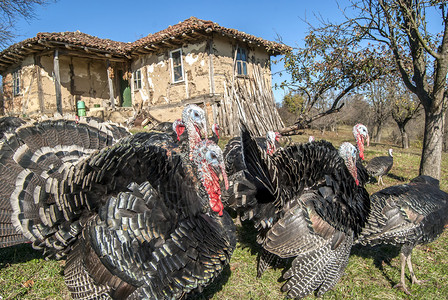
[
  {"left": 0, "top": 118, "right": 236, "bottom": 299},
  {"left": 357, "top": 175, "right": 448, "bottom": 294},
  {"left": 223, "top": 131, "right": 280, "bottom": 178},
  {"left": 226, "top": 125, "right": 370, "bottom": 299},
  {"left": 366, "top": 148, "right": 393, "bottom": 185}
]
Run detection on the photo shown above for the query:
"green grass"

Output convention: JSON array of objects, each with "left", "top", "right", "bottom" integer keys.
[{"left": 1, "top": 126, "right": 447, "bottom": 299}]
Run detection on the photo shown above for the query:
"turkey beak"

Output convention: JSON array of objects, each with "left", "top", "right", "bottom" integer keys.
[{"left": 195, "top": 121, "right": 207, "bottom": 140}]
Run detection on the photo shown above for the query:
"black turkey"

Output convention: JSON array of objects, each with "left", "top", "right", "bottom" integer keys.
[
  {"left": 223, "top": 129, "right": 280, "bottom": 176},
  {"left": 222, "top": 129, "right": 281, "bottom": 214},
  {"left": 143, "top": 104, "right": 208, "bottom": 157},
  {"left": 226, "top": 124, "right": 370, "bottom": 299},
  {"left": 153, "top": 121, "right": 174, "bottom": 132},
  {"left": 357, "top": 175, "right": 448, "bottom": 295},
  {"left": 0, "top": 112, "right": 235, "bottom": 299},
  {"left": 366, "top": 148, "right": 393, "bottom": 185},
  {"left": 0, "top": 118, "right": 130, "bottom": 250},
  {"left": 0, "top": 116, "right": 26, "bottom": 139}
]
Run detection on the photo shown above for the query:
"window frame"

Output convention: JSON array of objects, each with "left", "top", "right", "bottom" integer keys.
[
  {"left": 170, "top": 49, "right": 184, "bottom": 83},
  {"left": 235, "top": 46, "right": 248, "bottom": 76},
  {"left": 12, "top": 69, "right": 21, "bottom": 96},
  {"left": 133, "top": 69, "right": 142, "bottom": 90}
]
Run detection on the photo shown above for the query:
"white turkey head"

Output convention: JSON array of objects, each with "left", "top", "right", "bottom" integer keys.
[
  {"left": 212, "top": 123, "right": 220, "bottom": 140},
  {"left": 266, "top": 131, "right": 281, "bottom": 155},
  {"left": 172, "top": 119, "right": 185, "bottom": 141},
  {"left": 339, "top": 142, "right": 359, "bottom": 186},
  {"left": 353, "top": 124, "right": 369, "bottom": 160},
  {"left": 182, "top": 104, "right": 207, "bottom": 159},
  {"left": 308, "top": 136, "right": 315, "bottom": 143},
  {"left": 388, "top": 148, "right": 393, "bottom": 157},
  {"left": 191, "top": 140, "right": 229, "bottom": 216}
]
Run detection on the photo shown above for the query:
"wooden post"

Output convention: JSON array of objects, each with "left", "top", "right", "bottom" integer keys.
[
  {"left": 54, "top": 48, "right": 62, "bottom": 114},
  {"left": 106, "top": 60, "right": 115, "bottom": 109},
  {"left": 208, "top": 40, "right": 215, "bottom": 95},
  {"left": 69, "top": 58, "right": 76, "bottom": 113},
  {"left": 35, "top": 55, "right": 44, "bottom": 113}
]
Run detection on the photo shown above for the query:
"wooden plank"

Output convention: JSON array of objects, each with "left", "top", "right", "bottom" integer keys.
[{"left": 54, "top": 48, "right": 62, "bottom": 114}]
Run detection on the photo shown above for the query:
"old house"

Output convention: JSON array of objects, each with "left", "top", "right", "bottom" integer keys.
[{"left": 0, "top": 17, "right": 289, "bottom": 130}]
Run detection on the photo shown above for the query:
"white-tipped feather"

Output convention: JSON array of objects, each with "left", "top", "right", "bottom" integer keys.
[{"left": 12, "top": 144, "right": 29, "bottom": 164}]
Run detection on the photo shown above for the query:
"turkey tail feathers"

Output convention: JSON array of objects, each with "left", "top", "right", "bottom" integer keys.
[
  {"left": 282, "top": 235, "right": 353, "bottom": 299},
  {"left": 0, "top": 119, "right": 130, "bottom": 254}
]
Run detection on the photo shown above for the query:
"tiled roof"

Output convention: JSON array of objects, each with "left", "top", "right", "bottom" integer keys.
[
  {"left": 0, "top": 17, "right": 291, "bottom": 72},
  {"left": 0, "top": 31, "right": 131, "bottom": 56},
  {"left": 36, "top": 31, "right": 131, "bottom": 54},
  {"left": 132, "top": 17, "right": 291, "bottom": 54}
]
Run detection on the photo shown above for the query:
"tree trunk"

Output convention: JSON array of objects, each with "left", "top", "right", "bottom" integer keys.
[
  {"left": 419, "top": 108, "right": 444, "bottom": 179},
  {"left": 398, "top": 126, "right": 409, "bottom": 149},
  {"left": 373, "top": 125, "right": 382, "bottom": 143}
]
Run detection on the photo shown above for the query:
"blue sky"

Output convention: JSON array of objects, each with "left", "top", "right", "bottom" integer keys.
[
  {"left": 10, "top": 0, "right": 443, "bottom": 103},
  {"left": 11, "top": 0, "right": 351, "bottom": 103}
]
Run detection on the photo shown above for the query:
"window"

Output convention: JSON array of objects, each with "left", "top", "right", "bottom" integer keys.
[
  {"left": 12, "top": 70, "right": 20, "bottom": 96},
  {"left": 133, "top": 69, "right": 142, "bottom": 90},
  {"left": 170, "top": 49, "right": 184, "bottom": 82},
  {"left": 236, "top": 47, "right": 248, "bottom": 76}
]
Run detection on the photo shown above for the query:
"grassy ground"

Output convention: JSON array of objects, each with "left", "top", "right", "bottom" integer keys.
[{"left": 1, "top": 126, "right": 447, "bottom": 299}]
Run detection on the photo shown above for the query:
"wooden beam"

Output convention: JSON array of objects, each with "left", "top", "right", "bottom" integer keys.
[
  {"left": 35, "top": 55, "right": 45, "bottom": 113},
  {"left": 106, "top": 60, "right": 115, "bottom": 109},
  {"left": 54, "top": 48, "right": 62, "bottom": 114}
]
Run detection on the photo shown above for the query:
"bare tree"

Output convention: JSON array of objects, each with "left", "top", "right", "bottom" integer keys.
[
  {"left": 366, "top": 80, "right": 392, "bottom": 143},
  {"left": 278, "top": 29, "right": 390, "bottom": 134},
  {"left": 0, "top": 0, "right": 55, "bottom": 48},
  {"left": 345, "top": 0, "right": 447, "bottom": 178},
  {"left": 390, "top": 86, "right": 421, "bottom": 148}
]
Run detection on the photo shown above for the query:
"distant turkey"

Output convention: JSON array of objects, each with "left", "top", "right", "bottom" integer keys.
[
  {"left": 357, "top": 175, "right": 448, "bottom": 295},
  {"left": 226, "top": 124, "right": 370, "bottom": 299},
  {"left": 366, "top": 148, "right": 393, "bottom": 185},
  {"left": 352, "top": 123, "right": 369, "bottom": 160},
  {"left": 0, "top": 109, "right": 235, "bottom": 299},
  {"left": 210, "top": 123, "right": 220, "bottom": 144},
  {"left": 0, "top": 116, "right": 26, "bottom": 139}
]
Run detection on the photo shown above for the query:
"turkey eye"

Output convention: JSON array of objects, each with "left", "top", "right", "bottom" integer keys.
[{"left": 207, "top": 151, "right": 217, "bottom": 161}]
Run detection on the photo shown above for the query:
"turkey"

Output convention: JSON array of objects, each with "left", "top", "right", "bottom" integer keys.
[
  {"left": 0, "top": 116, "right": 26, "bottom": 139},
  {"left": 210, "top": 123, "right": 220, "bottom": 144},
  {"left": 226, "top": 124, "right": 370, "bottom": 299},
  {"left": 153, "top": 121, "right": 174, "bottom": 132},
  {"left": 352, "top": 123, "right": 369, "bottom": 160},
  {"left": 222, "top": 129, "right": 281, "bottom": 213},
  {"left": 0, "top": 108, "right": 235, "bottom": 299},
  {"left": 0, "top": 118, "right": 130, "bottom": 250},
  {"left": 143, "top": 104, "right": 208, "bottom": 157},
  {"left": 356, "top": 175, "right": 448, "bottom": 295},
  {"left": 223, "top": 129, "right": 281, "bottom": 176},
  {"left": 366, "top": 148, "right": 393, "bottom": 185}
]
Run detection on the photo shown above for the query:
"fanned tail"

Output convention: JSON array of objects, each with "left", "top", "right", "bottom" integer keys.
[
  {"left": 281, "top": 234, "right": 354, "bottom": 299},
  {"left": 0, "top": 119, "right": 130, "bottom": 255}
]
